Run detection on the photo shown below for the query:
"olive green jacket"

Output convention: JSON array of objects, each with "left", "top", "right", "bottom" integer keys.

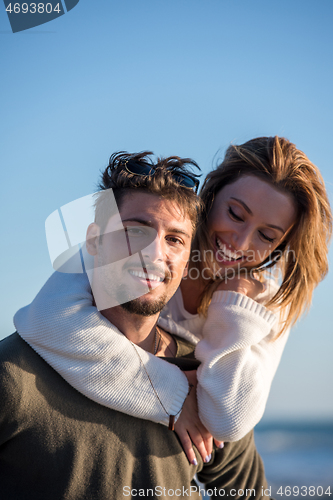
[{"left": 0, "top": 333, "right": 269, "bottom": 499}]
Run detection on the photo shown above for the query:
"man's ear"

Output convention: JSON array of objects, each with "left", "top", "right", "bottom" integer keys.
[
  {"left": 182, "top": 261, "right": 189, "bottom": 278},
  {"left": 86, "top": 223, "right": 100, "bottom": 256}
]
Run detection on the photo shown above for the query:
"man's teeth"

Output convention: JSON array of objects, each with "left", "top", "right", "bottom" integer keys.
[
  {"left": 216, "top": 238, "right": 241, "bottom": 261},
  {"left": 129, "top": 270, "right": 164, "bottom": 282}
]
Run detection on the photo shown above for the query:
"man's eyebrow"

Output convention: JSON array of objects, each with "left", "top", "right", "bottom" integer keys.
[
  {"left": 122, "top": 218, "right": 153, "bottom": 226},
  {"left": 230, "top": 198, "right": 286, "bottom": 234},
  {"left": 170, "top": 228, "right": 192, "bottom": 239},
  {"left": 122, "top": 218, "right": 191, "bottom": 239}
]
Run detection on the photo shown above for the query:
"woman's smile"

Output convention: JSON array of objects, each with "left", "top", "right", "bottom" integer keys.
[
  {"left": 208, "top": 175, "right": 297, "bottom": 270},
  {"left": 215, "top": 236, "right": 245, "bottom": 263}
]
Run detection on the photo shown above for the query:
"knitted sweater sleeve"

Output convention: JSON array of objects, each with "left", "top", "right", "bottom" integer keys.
[
  {"left": 195, "top": 290, "right": 289, "bottom": 442},
  {"left": 14, "top": 272, "right": 189, "bottom": 426}
]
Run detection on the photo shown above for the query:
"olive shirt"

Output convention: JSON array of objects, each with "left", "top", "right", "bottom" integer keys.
[{"left": 0, "top": 333, "right": 269, "bottom": 500}]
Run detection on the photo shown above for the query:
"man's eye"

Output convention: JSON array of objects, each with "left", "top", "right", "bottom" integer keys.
[
  {"left": 125, "top": 227, "right": 145, "bottom": 236},
  {"left": 228, "top": 207, "right": 243, "bottom": 222},
  {"left": 168, "top": 236, "right": 183, "bottom": 245}
]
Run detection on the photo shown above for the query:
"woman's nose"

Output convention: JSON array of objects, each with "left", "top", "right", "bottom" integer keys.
[{"left": 230, "top": 230, "right": 252, "bottom": 252}]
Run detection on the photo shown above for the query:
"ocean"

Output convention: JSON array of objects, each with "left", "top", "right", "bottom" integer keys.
[
  {"left": 254, "top": 421, "right": 333, "bottom": 499},
  {"left": 200, "top": 421, "right": 333, "bottom": 499}
]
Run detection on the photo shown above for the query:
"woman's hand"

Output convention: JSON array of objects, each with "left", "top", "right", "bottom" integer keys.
[
  {"left": 216, "top": 271, "right": 265, "bottom": 300},
  {"left": 174, "top": 370, "right": 224, "bottom": 464}
]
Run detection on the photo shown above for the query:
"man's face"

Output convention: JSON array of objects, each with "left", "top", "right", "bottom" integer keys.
[{"left": 86, "top": 192, "right": 193, "bottom": 316}]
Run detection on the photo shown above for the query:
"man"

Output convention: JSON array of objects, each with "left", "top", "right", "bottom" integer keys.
[{"left": 0, "top": 152, "right": 270, "bottom": 499}]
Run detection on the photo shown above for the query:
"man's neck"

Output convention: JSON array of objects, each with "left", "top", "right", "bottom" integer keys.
[{"left": 100, "top": 307, "right": 159, "bottom": 352}]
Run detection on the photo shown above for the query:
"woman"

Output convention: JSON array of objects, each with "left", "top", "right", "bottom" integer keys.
[
  {"left": 15, "top": 136, "right": 332, "bottom": 465},
  {"left": 159, "top": 136, "right": 331, "bottom": 461}
]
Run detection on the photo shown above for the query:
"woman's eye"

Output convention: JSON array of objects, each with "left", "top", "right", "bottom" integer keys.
[
  {"left": 259, "top": 231, "right": 275, "bottom": 243},
  {"left": 228, "top": 207, "right": 243, "bottom": 222}
]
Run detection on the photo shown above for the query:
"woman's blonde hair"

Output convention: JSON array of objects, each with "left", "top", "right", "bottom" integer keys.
[{"left": 193, "top": 136, "right": 332, "bottom": 335}]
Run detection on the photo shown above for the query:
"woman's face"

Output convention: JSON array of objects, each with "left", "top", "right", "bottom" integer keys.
[{"left": 207, "top": 175, "right": 297, "bottom": 270}]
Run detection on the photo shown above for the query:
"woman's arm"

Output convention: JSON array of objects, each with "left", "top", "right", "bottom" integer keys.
[
  {"left": 14, "top": 270, "right": 216, "bottom": 463},
  {"left": 195, "top": 288, "right": 289, "bottom": 442},
  {"left": 14, "top": 271, "right": 189, "bottom": 425}
]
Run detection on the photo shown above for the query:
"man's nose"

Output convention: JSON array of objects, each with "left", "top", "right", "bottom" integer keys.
[{"left": 142, "top": 235, "right": 164, "bottom": 263}]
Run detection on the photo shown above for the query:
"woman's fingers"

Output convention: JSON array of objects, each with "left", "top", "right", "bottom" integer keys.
[
  {"left": 188, "top": 427, "right": 213, "bottom": 463},
  {"left": 214, "top": 438, "right": 224, "bottom": 449},
  {"left": 247, "top": 274, "right": 265, "bottom": 298},
  {"left": 173, "top": 425, "right": 198, "bottom": 465},
  {"left": 174, "top": 419, "right": 213, "bottom": 464},
  {"left": 216, "top": 272, "right": 265, "bottom": 299},
  {"left": 174, "top": 376, "right": 213, "bottom": 464}
]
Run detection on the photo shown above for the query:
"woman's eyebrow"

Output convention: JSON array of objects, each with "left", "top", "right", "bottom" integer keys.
[
  {"left": 230, "top": 197, "right": 253, "bottom": 215},
  {"left": 230, "top": 197, "right": 285, "bottom": 234},
  {"left": 266, "top": 224, "right": 285, "bottom": 234}
]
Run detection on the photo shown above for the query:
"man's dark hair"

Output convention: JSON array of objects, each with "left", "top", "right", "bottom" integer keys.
[{"left": 94, "top": 151, "right": 203, "bottom": 236}]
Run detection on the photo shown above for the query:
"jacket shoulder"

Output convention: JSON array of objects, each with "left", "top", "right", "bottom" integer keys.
[{"left": 0, "top": 332, "right": 33, "bottom": 364}]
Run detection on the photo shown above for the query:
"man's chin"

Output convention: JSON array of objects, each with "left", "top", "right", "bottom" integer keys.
[{"left": 120, "top": 296, "right": 167, "bottom": 317}]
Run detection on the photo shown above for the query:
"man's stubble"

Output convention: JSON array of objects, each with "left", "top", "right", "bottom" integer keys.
[{"left": 97, "top": 253, "right": 169, "bottom": 316}]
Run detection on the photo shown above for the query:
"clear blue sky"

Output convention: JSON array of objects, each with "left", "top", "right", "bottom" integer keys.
[{"left": 1, "top": 0, "right": 332, "bottom": 421}]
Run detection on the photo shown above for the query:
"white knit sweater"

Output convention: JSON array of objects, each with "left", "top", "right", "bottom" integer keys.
[
  {"left": 14, "top": 271, "right": 289, "bottom": 441},
  {"left": 161, "top": 286, "right": 289, "bottom": 440}
]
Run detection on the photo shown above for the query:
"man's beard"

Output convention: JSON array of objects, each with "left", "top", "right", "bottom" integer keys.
[
  {"left": 119, "top": 288, "right": 168, "bottom": 316},
  {"left": 96, "top": 251, "right": 171, "bottom": 314}
]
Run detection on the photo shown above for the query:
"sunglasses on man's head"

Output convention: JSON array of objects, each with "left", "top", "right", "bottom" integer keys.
[{"left": 122, "top": 160, "right": 200, "bottom": 193}]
